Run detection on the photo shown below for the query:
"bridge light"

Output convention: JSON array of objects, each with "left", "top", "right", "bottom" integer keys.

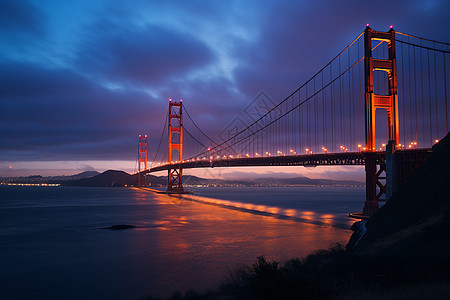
[
  {"left": 169, "top": 98, "right": 172, "bottom": 102},
  {"left": 207, "top": 148, "right": 211, "bottom": 151},
  {"left": 366, "top": 23, "right": 370, "bottom": 27},
  {"left": 435, "top": 139, "right": 439, "bottom": 143},
  {"left": 255, "top": 152, "right": 259, "bottom": 156},
  {"left": 390, "top": 25, "right": 393, "bottom": 29},
  {"left": 246, "top": 153, "right": 250, "bottom": 157}
]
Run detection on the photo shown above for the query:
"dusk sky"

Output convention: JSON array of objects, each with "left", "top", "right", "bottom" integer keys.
[{"left": 1, "top": 0, "right": 450, "bottom": 180}]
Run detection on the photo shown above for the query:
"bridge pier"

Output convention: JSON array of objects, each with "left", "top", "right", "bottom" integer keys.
[
  {"left": 363, "top": 152, "right": 386, "bottom": 216},
  {"left": 360, "top": 141, "right": 431, "bottom": 217}
]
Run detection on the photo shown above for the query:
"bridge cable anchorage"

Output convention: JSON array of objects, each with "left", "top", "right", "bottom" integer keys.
[
  {"left": 196, "top": 30, "right": 365, "bottom": 158},
  {"left": 150, "top": 106, "right": 169, "bottom": 168},
  {"left": 211, "top": 57, "right": 365, "bottom": 154}
]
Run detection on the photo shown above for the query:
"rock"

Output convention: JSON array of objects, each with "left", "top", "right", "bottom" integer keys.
[{"left": 103, "top": 224, "right": 136, "bottom": 230}]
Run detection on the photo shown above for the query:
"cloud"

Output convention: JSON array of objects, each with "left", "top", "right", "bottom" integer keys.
[
  {"left": 76, "top": 22, "right": 215, "bottom": 87},
  {"left": 0, "top": 0, "right": 45, "bottom": 36},
  {"left": 1, "top": 0, "right": 450, "bottom": 177},
  {"left": 0, "top": 60, "right": 166, "bottom": 161}
]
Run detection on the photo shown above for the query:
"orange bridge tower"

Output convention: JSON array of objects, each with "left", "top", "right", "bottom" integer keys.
[
  {"left": 138, "top": 134, "right": 148, "bottom": 186},
  {"left": 363, "top": 26, "right": 399, "bottom": 216},
  {"left": 167, "top": 99, "right": 184, "bottom": 193}
]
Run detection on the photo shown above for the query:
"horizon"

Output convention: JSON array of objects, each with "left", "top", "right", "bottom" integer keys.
[{"left": 1, "top": 163, "right": 365, "bottom": 182}]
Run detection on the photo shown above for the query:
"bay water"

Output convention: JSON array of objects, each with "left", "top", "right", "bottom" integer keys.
[{"left": 0, "top": 186, "right": 363, "bottom": 299}]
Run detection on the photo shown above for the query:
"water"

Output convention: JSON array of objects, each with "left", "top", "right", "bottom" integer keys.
[{"left": 0, "top": 186, "right": 364, "bottom": 299}]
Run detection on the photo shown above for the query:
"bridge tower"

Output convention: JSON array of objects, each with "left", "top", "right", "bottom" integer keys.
[
  {"left": 167, "top": 99, "right": 184, "bottom": 193},
  {"left": 138, "top": 134, "right": 148, "bottom": 186},
  {"left": 363, "top": 26, "right": 399, "bottom": 216}
]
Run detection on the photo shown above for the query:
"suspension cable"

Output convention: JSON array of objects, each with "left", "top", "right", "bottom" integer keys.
[
  {"left": 150, "top": 107, "right": 169, "bottom": 167},
  {"left": 196, "top": 55, "right": 365, "bottom": 157},
  {"left": 182, "top": 124, "right": 210, "bottom": 150},
  {"left": 396, "top": 31, "right": 450, "bottom": 46},
  {"left": 202, "top": 30, "right": 365, "bottom": 155},
  {"left": 395, "top": 39, "right": 450, "bottom": 54},
  {"left": 182, "top": 102, "right": 220, "bottom": 146}
]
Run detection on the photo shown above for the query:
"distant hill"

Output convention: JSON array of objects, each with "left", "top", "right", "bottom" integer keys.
[
  {"left": 2, "top": 169, "right": 363, "bottom": 187},
  {"left": 64, "top": 170, "right": 137, "bottom": 187},
  {"left": 0, "top": 171, "right": 100, "bottom": 184}
]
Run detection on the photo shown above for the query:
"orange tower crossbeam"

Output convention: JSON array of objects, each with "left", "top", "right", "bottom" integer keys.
[
  {"left": 167, "top": 99, "right": 184, "bottom": 192},
  {"left": 138, "top": 134, "right": 148, "bottom": 186},
  {"left": 363, "top": 26, "right": 399, "bottom": 216}
]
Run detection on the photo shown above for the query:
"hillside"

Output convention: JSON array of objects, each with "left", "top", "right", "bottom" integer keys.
[
  {"left": 350, "top": 132, "right": 450, "bottom": 261},
  {"left": 64, "top": 170, "right": 137, "bottom": 187}
]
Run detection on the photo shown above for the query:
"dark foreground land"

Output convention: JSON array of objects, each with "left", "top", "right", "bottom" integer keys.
[{"left": 144, "top": 133, "right": 450, "bottom": 300}]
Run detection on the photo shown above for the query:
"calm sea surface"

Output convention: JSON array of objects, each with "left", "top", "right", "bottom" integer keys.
[{"left": 0, "top": 186, "right": 364, "bottom": 299}]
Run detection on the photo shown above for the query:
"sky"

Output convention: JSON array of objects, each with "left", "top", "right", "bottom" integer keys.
[{"left": 1, "top": 0, "right": 450, "bottom": 180}]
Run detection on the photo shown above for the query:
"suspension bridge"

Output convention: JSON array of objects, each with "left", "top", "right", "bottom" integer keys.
[{"left": 138, "top": 26, "right": 450, "bottom": 217}]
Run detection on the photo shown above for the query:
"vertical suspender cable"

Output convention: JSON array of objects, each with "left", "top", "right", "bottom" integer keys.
[
  {"left": 413, "top": 46, "right": 418, "bottom": 143},
  {"left": 444, "top": 52, "right": 448, "bottom": 133},
  {"left": 359, "top": 38, "right": 363, "bottom": 145},
  {"left": 331, "top": 66, "right": 334, "bottom": 151},
  {"left": 322, "top": 70, "right": 326, "bottom": 148},
  {"left": 420, "top": 42, "right": 425, "bottom": 147},
  {"left": 428, "top": 49, "right": 432, "bottom": 144},
  {"left": 314, "top": 77, "right": 317, "bottom": 152},
  {"left": 408, "top": 38, "right": 413, "bottom": 143},
  {"left": 339, "top": 55, "right": 344, "bottom": 147},
  {"left": 434, "top": 43, "right": 439, "bottom": 140},
  {"left": 401, "top": 42, "right": 406, "bottom": 147}
]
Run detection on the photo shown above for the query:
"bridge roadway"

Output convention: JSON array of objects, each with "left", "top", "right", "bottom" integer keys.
[{"left": 147, "top": 149, "right": 431, "bottom": 173}]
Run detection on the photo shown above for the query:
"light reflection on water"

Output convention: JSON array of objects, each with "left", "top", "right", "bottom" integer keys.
[{"left": 0, "top": 186, "right": 358, "bottom": 299}]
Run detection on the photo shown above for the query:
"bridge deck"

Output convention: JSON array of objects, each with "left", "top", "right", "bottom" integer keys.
[{"left": 148, "top": 149, "right": 431, "bottom": 173}]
